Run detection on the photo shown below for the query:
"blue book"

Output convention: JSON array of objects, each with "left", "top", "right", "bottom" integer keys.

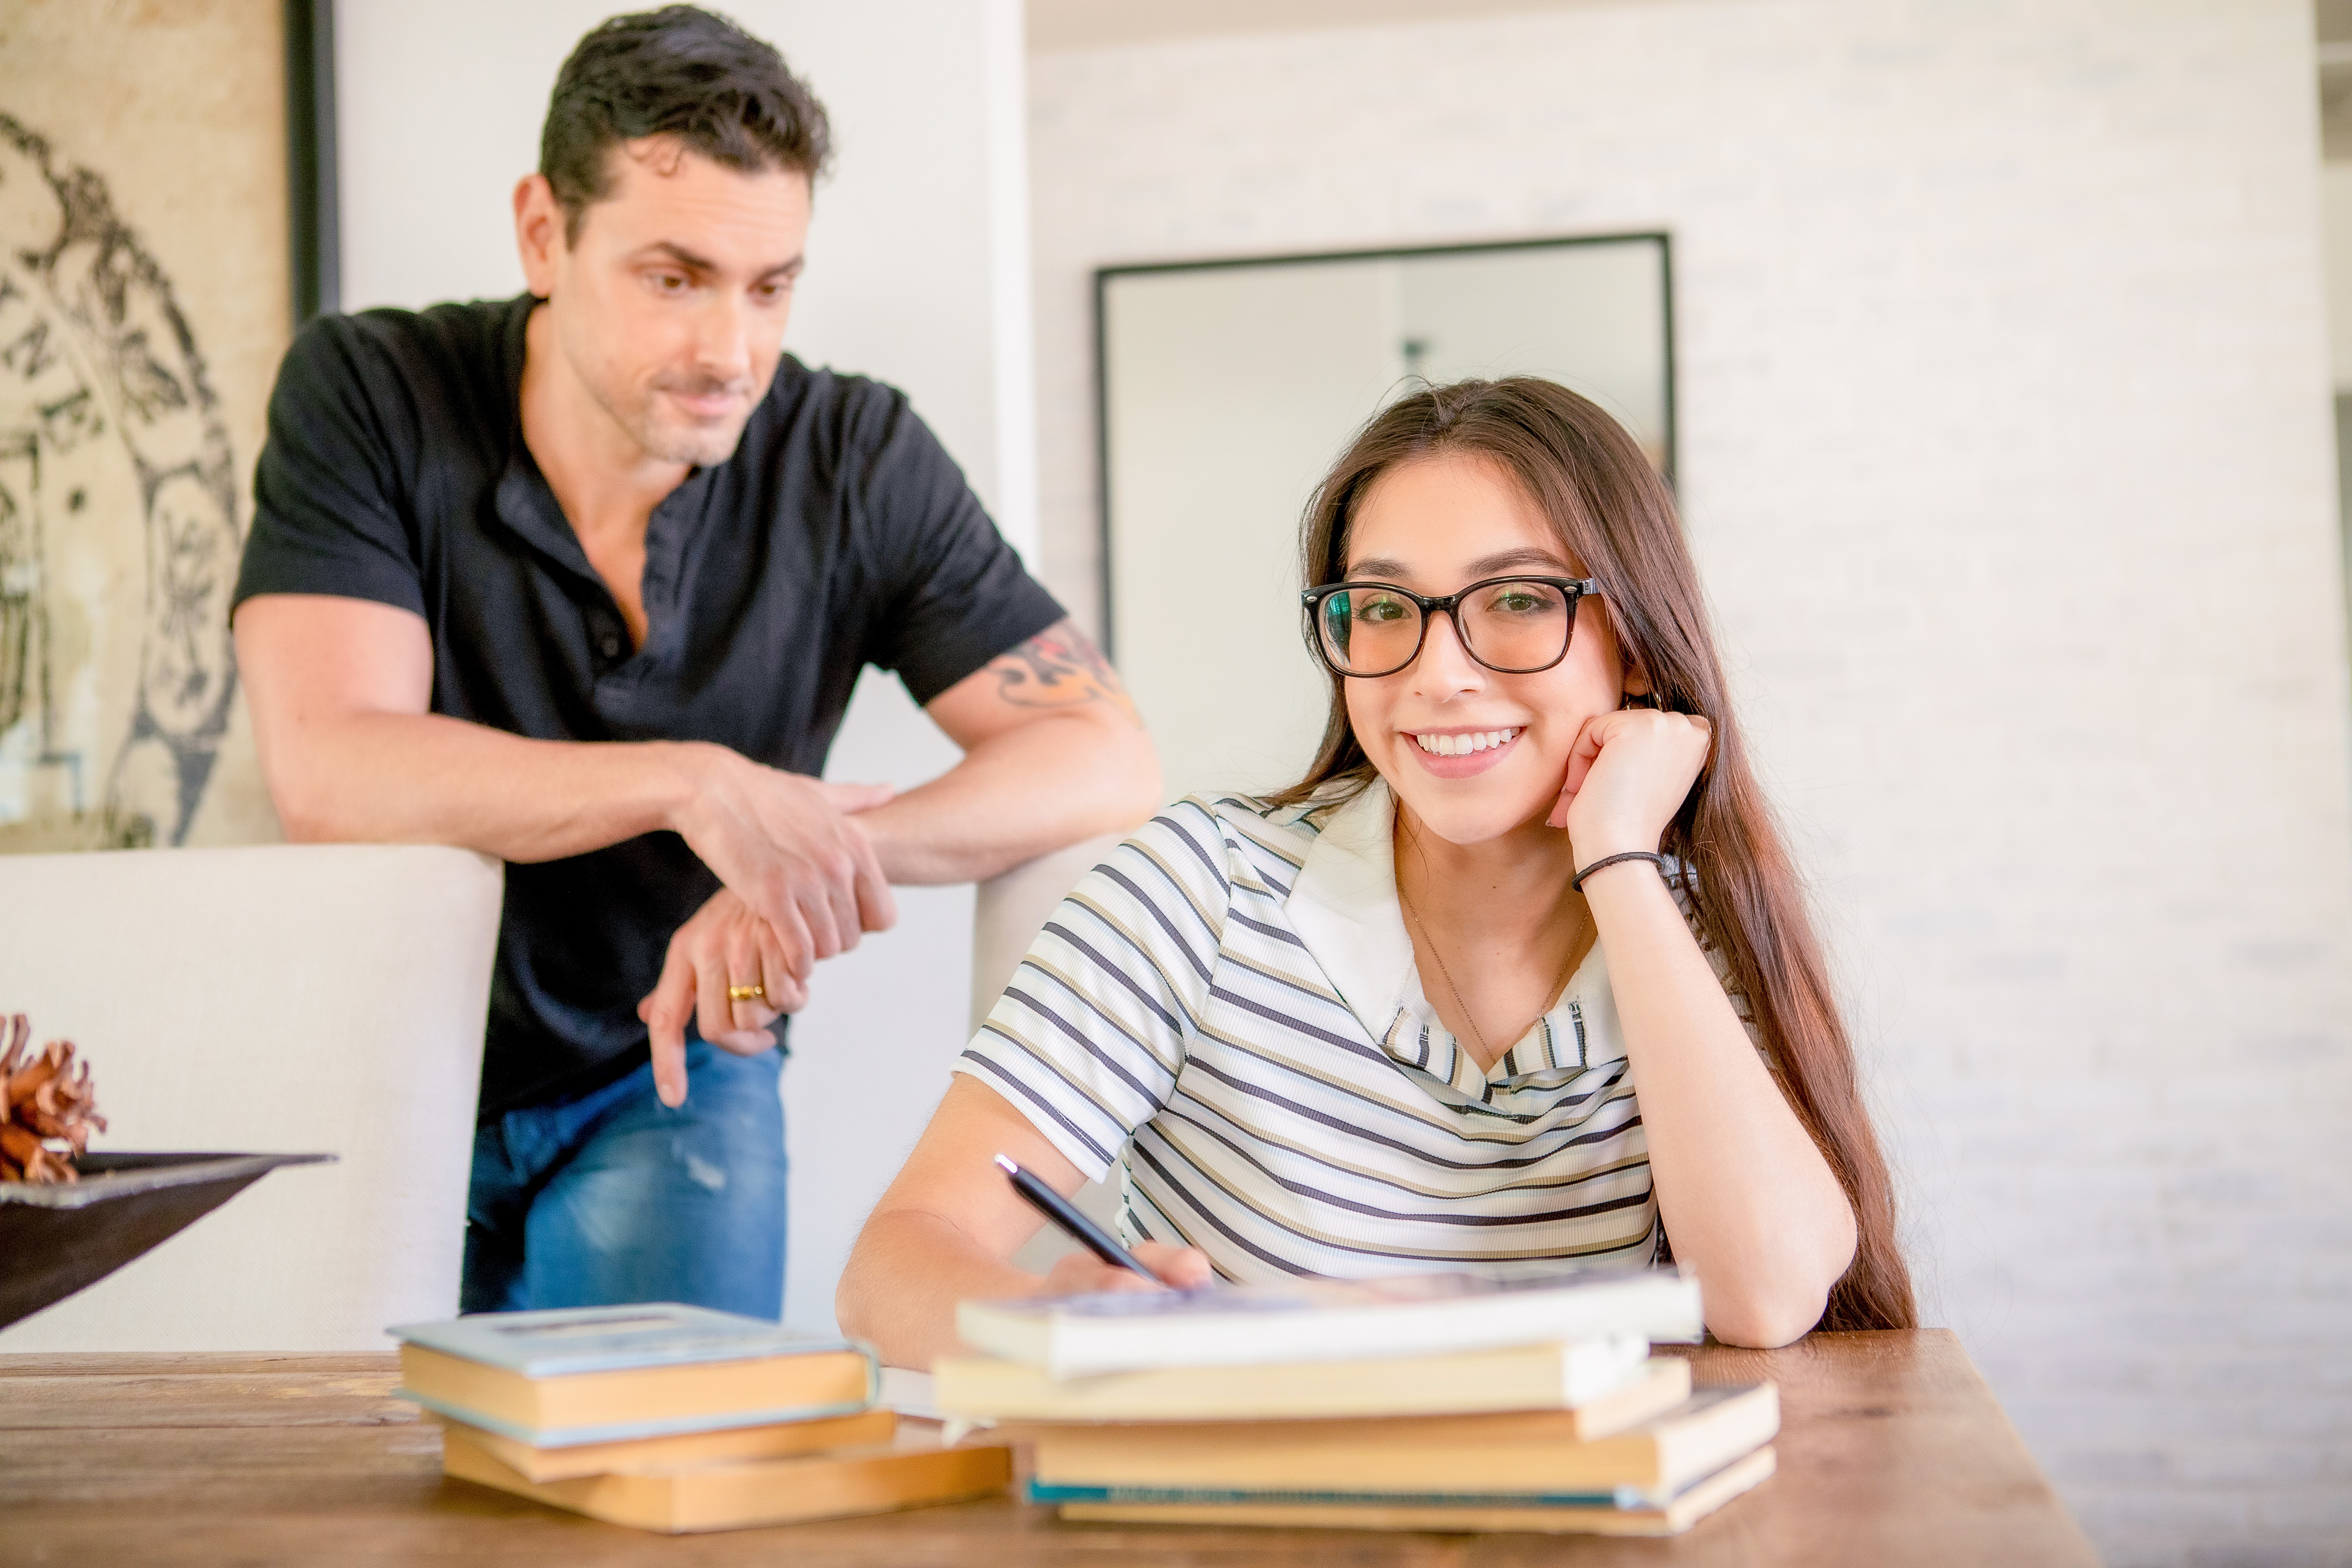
[
  {"left": 388, "top": 1303, "right": 878, "bottom": 1447},
  {"left": 1031, "top": 1447, "right": 1778, "bottom": 1538}
]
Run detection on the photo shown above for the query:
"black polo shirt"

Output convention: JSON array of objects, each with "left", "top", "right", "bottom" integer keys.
[{"left": 234, "top": 294, "right": 1063, "bottom": 1118}]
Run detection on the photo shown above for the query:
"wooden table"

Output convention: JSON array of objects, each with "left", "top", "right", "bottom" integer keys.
[{"left": 0, "top": 1330, "right": 2096, "bottom": 1565}]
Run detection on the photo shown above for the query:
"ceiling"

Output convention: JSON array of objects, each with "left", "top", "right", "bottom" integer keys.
[{"left": 1024, "top": 0, "right": 1666, "bottom": 54}]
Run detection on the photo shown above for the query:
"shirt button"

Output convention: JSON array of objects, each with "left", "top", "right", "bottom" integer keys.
[{"left": 599, "top": 634, "right": 622, "bottom": 658}]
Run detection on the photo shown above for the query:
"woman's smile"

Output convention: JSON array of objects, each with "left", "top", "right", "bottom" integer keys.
[{"left": 1403, "top": 724, "right": 1524, "bottom": 778}]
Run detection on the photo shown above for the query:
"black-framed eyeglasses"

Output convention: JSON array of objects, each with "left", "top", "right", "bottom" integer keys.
[{"left": 1301, "top": 575, "right": 1602, "bottom": 679}]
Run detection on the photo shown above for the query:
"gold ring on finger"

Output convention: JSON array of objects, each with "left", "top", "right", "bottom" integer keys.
[{"left": 727, "top": 983, "right": 765, "bottom": 1002}]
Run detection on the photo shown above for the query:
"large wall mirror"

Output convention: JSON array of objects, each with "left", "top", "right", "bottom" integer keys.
[{"left": 1099, "top": 233, "right": 1675, "bottom": 806}]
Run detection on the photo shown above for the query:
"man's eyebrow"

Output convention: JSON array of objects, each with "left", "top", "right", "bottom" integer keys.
[
  {"left": 634, "top": 241, "right": 805, "bottom": 280},
  {"left": 638, "top": 240, "right": 721, "bottom": 273}
]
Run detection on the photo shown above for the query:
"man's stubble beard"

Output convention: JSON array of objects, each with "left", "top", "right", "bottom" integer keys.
[
  {"left": 607, "top": 380, "right": 758, "bottom": 469},
  {"left": 567, "top": 326, "right": 765, "bottom": 469}
]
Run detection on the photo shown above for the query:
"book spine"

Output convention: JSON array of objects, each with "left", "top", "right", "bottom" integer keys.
[
  {"left": 394, "top": 1387, "right": 875, "bottom": 1447},
  {"left": 1027, "top": 1480, "right": 1659, "bottom": 1510}
]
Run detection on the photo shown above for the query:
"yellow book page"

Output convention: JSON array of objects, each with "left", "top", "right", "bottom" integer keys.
[
  {"left": 399, "top": 1343, "right": 870, "bottom": 1430},
  {"left": 441, "top": 1428, "right": 1011, "bottom": 1533},
  {"left": 444, "top": 1407, "right": 897, "bottom": 1480}
]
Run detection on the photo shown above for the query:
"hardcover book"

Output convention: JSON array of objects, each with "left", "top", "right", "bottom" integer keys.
[
  {"left": 432, "top": 1407, "right": 899, "bottom": 1482},
  {"left": 389, "top": 1303, "right": 876, "bottom": 1446},
  {"left": 937, "top": 1340, "right": 1680, "bottom": 1425},
  {"left": 1029, "top": 1382, "right": 1779, "bottom": 1505},
  {"left": 1043, "top": 1445, "right": 1775, "bottom": 1536},
  {"left": 441, "top": 1426, "right": 1011, "bottom": 1533},
  {"left": 955, "top": 1267, "right": 1701, "bottom": 1380}
]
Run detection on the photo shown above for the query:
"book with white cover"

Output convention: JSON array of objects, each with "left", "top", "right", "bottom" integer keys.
[
  {"left": 955, "top": 1267, "right": 1701, "bottom": 1380},
  {"left": 937, "top": 1338, "right": 1670, "bottom": 1424}
]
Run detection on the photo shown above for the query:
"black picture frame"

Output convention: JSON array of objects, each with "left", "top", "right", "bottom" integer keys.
[
  {"left": 284, "top": 0, "right": 339, "bottom": 326},
  {"left": 1092, "top": 232, "right": 1676, "bottom": 663}
]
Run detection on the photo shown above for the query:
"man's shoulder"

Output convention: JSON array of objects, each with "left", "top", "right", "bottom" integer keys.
[
  {"left": 754, "top": 355, "right": 920, "bottom": 456},
  {"left": 281, "top": 295, "right": 527, "bottom": 405}
]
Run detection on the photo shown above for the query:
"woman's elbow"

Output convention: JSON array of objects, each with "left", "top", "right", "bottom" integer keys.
[
  {"left": 1700, "top": 1238, "right": 1851, "bottom": 1347},
  {"left": 1703, "top": 1287, "right": 1828, "bottom": 1349},
  {"left": 833, "top": 1234, "right": 887, "bottom": 1346}
]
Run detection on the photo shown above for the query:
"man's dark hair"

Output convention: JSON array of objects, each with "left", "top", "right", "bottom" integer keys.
[{"left": 541, "top": 6, "right": 832, "bottom": 244}]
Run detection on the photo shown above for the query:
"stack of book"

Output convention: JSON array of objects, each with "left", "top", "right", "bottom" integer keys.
[
  {"left": 392, "top": 1303, "right": 1009, "bottom": 1533},
  {"left": 935, "top": 1269, "right": 1777, "bottom": 1536}
]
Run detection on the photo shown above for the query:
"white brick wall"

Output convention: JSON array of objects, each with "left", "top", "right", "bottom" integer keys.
[{"left": 1027, "top": 3, "right": 2352, "bottom": 1562}]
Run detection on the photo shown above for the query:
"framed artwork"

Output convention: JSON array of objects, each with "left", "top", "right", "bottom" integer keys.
[
  {"left": 1094, "top": 232, "right": 1675, "bottom": 803},
  {"left": 0, "top": 0, "right": 334, "bottom": 853}
]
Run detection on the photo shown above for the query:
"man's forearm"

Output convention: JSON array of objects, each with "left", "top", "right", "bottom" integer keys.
[
  {"left": 853, "top": 713, "right": 1161, "bottom": 885},
  {"left": 264, "top": 708, "right": 706, "bottom": 863}
]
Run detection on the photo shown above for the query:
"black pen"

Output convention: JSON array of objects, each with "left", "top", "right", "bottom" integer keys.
[{"left": 993, "top": 1153, "right": 1164, "bottom": 1285}]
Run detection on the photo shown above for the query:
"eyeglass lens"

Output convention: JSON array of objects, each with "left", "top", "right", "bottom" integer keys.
[{"left": 1317, "top": 579, "right": 1575, "bottom": 676}]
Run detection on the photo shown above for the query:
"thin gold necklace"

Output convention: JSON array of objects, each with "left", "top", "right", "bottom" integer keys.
[{"left": 1397, "top": 870, "right": 1588, "bottom": 1065}]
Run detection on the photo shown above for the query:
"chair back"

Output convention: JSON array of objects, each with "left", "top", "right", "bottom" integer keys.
[
  {"left": 969, "top": 832, "right": 1129, "bottom": 1035},
  {"left": 0, "top": 843, "right": 502, "bottom": 1350},
  {"left": 971, "top": 831, "right": 1132, "bottom": 1271}
]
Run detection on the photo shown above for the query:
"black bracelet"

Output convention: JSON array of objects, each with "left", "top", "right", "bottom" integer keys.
[{"left": 1572, "top": 850, "right": 1669, "bottom": 892}]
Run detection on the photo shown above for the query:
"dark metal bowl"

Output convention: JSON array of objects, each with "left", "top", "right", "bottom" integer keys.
[{"left": 0, "top": 1152, "right": 336, "bottom": 1329}]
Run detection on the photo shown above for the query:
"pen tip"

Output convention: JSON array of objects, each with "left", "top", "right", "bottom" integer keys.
[{"left": 992, "top": 1153, "right": 1017, "bottom": 1175}]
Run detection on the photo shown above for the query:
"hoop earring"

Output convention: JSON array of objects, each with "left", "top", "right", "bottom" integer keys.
[{"left": 1619, "top": 690, "right": 1661, "bottom": 710}]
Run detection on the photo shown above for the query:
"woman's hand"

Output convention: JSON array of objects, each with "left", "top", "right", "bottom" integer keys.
[
  {"left": 1038, "top": 1241, "right": 1214, "bottom": 1296},
  {"left": 1547, "top": 708, "right": 1714, "bottom": 855}
]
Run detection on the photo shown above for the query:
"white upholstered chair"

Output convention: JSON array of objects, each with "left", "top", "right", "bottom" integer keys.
[
  {"left": 969, "top": 830, "right": 1129, "bottom": 1034},
  {"left": 972, "top": 830, "right": 1132, "bottom": 1268},
  {"left": 0, "top": 844, "right": 502, "bottom": 1350}
]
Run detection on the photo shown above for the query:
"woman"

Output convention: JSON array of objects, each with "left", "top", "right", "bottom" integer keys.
[{"left": 838, "top": 378, "right": 1913, "bottom": 1361}]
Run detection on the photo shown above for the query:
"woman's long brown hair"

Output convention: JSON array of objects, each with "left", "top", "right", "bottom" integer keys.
[{"left": 1271, "top": 378, "right": 1915, "bottom": 1332}]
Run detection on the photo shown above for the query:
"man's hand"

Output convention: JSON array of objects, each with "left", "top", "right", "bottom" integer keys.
[
  {"left": 671, "top": 749, "right": 898, "bottom": 977},
  {"left": 1038, "top": 1241, "right": 1214, "bottom": 1296},
  {"left": 637, "top": 887, "right": 806, "bottom": 1107},
  {"left": 641, "top": 762, "right": 899, "bottom": 1107}
]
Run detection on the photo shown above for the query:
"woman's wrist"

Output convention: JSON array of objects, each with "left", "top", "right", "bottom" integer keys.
[
  {"left": 1568, "top": 822, "right": 1662, "bottom": 865},
  {"left": 1572, "top": 848, "right": 1671, "bottom": 892}
]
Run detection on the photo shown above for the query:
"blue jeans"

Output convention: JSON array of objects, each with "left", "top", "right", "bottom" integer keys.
[{"left": 461, "top": 1042, "right": 788, "bottom": 1319}]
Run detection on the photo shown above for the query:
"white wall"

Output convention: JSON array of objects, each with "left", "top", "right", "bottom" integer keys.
[
  {"left": 2323, "top": 161, "right": 2352, "bottom": 388},
  {"left": 1029, "top": 4, "right": 2352, "bottom": 1565},
  {"left": 333, "top": 0, "right": 1035, "bottom": 1335},
  {"left": 1103, "top": 264, "right": 1397, "bottom": 802}
]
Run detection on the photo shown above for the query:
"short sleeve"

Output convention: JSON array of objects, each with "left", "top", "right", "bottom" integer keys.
[
  {"left": 847, "top": 389, "right": 1063, "bottom": 705},
  {"left": 1665, "top": 858, "right": 1773, "bottom": 1069},
  {"left": 952, "top": 798, "right": 1234, "bottom": 1182},
  {"left": 232, "top": 316, "right": 424, "bottom": 618}
]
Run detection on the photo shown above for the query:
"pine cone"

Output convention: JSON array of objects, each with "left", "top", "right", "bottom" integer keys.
[{"left": 0, "top": 1014, "right": 106, "bottom": 1184}]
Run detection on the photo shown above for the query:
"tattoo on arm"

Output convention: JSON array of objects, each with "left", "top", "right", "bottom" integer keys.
[{"left": 985, "top": 620, "right": 1141, "bottom": 724}]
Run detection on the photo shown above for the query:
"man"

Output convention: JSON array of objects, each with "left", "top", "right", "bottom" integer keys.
[{"left": 230, "top": 7, "right": 1160, "bottom": 1320}]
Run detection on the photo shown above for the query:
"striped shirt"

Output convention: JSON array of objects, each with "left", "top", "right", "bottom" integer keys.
[{"left": 955, "top": 781, "right": 1741, "bottom": 1283}]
